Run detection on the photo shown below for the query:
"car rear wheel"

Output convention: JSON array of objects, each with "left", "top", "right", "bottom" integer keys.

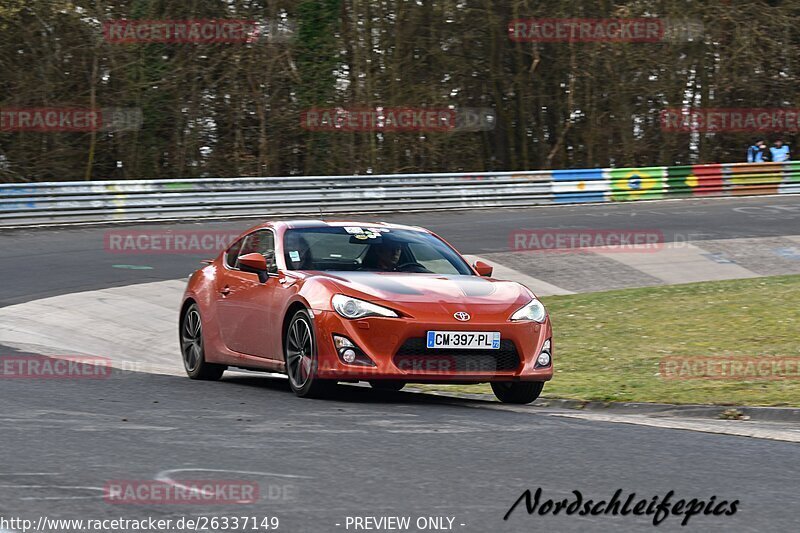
[
  {"left": 180, "top": 304, "right": 226, "bottom": 380},
  {"left": 491, "top": 381, "right": 544, "bottom": 404},
  {"left": 284, "top": 309, "right": 334, "bottom": 398},
  {"left": 369, "top": 380, "right": 405, "bottom": 392}
]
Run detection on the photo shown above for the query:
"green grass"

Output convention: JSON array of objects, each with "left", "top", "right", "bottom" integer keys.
[{"left": 418, "top": 275, "right": 800, "bottom": 406}]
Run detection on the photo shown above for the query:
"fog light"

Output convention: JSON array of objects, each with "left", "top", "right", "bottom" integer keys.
[
  {"left": 334, "top": 335, "right": 354, "bottom": 349},
  {"left": 342, "top": 349, "right": 357, "bottom": 363},
  {"left": 333, "top": 334, "right": 376, "bottom": 367},
  {"left": 537, "top": 352, "right": 551, "bottom": 366}
]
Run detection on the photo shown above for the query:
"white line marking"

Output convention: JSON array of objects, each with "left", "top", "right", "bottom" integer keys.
[
  {"left": 0, "top": 473, "right": 60, "bottom": 476},
  {"left": 0, "top": 484, "right": 105, "bottom": 501},
  {"left": 20, "top": 495, "right": 101, "bottom": 501},
  {"left": 548, "top": 412, "right": 800, "bottom": 443},
  {"left": 155, "top": 468, "right": 312, "bottom": 503}
]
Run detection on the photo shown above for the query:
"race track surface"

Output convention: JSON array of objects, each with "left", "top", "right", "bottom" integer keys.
[
  {"left": 3, "top": 195, "right": 800, "bottom": 306},
  {"left": 1, "top": 353, "right": 797, "bottom": 532}
]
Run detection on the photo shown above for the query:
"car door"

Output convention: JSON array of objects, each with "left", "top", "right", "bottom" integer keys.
[{"left": 215, "top": 229, "right": 282, "bottom": 360}]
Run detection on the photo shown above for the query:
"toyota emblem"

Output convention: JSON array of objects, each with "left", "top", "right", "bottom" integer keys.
[{"left": 454, "top": 312, "right": 471, "bottom": 321}]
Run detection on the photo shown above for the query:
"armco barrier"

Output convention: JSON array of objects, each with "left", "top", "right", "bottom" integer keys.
[{"left": 0, "top": 162, "right": 798, "bottom": 226}]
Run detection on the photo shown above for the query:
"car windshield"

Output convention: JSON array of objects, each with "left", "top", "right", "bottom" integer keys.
[{"left": 283, "top": 226, "right": 473, "bottom": 275}]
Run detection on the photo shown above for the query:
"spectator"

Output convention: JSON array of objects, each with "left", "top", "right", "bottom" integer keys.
[
  {"left": 746, "top": 139, "right": 768, "bottom": 162},
  {"left": 770, "top": 139, "right": 791, "bottom": 162}
]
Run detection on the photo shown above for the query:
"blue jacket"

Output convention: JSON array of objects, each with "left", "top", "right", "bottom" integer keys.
[
  {"left": 770, "top": 145, "right": 790, "bottom": 162},
  {"left": 747, "top": 145, "right": 766, "bottom": 162}
]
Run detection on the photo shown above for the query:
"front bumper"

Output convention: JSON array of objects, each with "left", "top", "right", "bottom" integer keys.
[{"left": 311, "top": 310, "right": 553, "bottom": 382}]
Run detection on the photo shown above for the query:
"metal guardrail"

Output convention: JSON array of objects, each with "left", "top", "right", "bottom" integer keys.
[{"left": 1, "top": 162, "right": 798, "bottom": 226}]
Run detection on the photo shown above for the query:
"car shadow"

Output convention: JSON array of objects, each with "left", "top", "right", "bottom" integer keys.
[{"left": 221, "top": 373, "right": 495, "bottom": 407}]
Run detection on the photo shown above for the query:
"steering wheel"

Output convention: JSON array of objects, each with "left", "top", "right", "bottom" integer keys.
[{"left": 395, "top": 262, "right": 432, "bottom": 273}]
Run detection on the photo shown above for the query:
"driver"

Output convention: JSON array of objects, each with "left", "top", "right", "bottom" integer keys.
[{"left": 362, "top": 242, "right": 402, "bottom": 271}]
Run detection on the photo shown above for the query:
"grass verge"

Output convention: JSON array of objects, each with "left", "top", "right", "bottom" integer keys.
[{"left": 417, "top": 275, "right": 800, "bottom": 406}]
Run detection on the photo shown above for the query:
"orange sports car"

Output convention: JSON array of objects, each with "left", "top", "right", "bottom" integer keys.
[{"left": 179, "top": 220, "right": 553, "bottom": 403}]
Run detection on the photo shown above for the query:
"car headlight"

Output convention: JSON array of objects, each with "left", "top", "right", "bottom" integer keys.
[
  {"left": 332, "top": 294, "right": 398, "bottom": 319},
  {"left": 510, "top": 298, "right": 547, "bottom": 322}
]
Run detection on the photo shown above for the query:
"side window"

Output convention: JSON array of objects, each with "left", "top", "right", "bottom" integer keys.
[
  {"left": 225, "top": 237, "right": 245, "bottom": 268},
  {"left": 236, "top": 230, "right": 277, "bottom": 274}
]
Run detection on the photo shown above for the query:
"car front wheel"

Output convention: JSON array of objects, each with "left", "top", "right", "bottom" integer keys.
[
  {"left": 180, "top": 304, "right": 226, "bottom": 380},
  {"left": 284, "top": 309, "right": 335, "bottom": 398},
  {"left": 491, "top": 381, "right": 544, "bottom": 404}
]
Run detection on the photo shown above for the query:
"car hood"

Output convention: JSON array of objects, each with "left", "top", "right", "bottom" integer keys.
[{"left": 319, "top": 272, "right": 533, "bottom": 307}]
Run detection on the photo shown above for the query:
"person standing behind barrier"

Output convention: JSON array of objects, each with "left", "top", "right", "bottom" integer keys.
[
  {"left": 747, "top": 139, "right": 768, "bottom": 162},
  {"left": 770, "top": 138, "right": 790, "bottom": 162}
]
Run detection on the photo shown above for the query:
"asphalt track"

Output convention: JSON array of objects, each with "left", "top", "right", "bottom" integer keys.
[
  {"left": 1, "top": 352, "right": 797, "bottom": 533},
  {"left": 3, "top": 195, "right": 800, "bottom": 306},
  {"left": 1, "top": 195, "right": 800, "bottom": 532}
]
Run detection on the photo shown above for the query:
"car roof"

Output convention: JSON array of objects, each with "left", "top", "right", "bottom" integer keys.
[{"left": 263, "top": 219, "right": 428, "bottom": 232}]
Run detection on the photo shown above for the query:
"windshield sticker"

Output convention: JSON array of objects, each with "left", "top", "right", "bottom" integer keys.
[
  {"left": 289, "top": 250, "right": 301, "bottom": 262},
  {"left": 346, "top": 226, "right": 382, "bottom": 239}
]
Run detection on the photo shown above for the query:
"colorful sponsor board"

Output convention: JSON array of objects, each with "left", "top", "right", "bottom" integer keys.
[
  {"left": 666, "top": 164, "right": 726, "bottom": 197},
  {"left": 609, "top": 167, "right": 665, "bottom": 201},
  {"left": 781, "top": 160, "right": 800, "bottom": 194},
  {"left": 727, "top": 162, "right": 783, "bottom": 196},
  {"left": 550, "top": 169, "right": 607, "bottom": 203}
]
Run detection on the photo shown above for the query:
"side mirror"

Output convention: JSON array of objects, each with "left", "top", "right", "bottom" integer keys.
[
  {"left": 473, "top": 260, "right": 493, "bottom": 277},
  {"left": 238, "top": 253, "right": 269, "bottom": 282}
]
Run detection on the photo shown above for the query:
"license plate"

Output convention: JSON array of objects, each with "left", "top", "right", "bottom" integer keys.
[{"left": 426, "top": 331, "right": 501, "bottom": 349}]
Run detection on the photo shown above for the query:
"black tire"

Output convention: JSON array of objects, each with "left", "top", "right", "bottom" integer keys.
[
  {"left": 284, "top": 309, "right": 335, "bottom": 398},
  {"left": 491, "top": 381, "right": 544, "bottom": 404},
  {"left": 180, "top": 303, "right": 226, "bottom": 381},
  {"left": 369, "top": 380, "right": 406, "bottom": 392}
]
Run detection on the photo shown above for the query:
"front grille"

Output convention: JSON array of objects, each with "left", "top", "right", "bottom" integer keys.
[{"left": 393, "top": 338, "right": 521, "bottom": 373}]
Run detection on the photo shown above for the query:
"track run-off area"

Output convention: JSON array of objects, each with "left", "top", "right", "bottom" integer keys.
[{"left": 1, "top": 195, "right": 800, "bottom": 532}]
